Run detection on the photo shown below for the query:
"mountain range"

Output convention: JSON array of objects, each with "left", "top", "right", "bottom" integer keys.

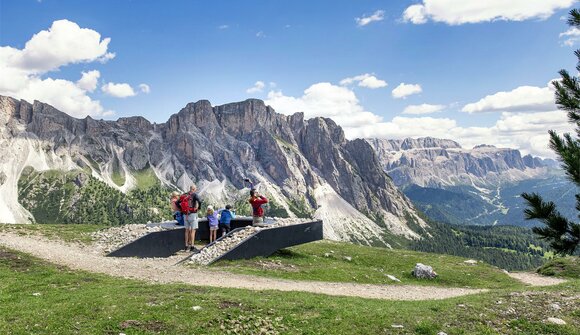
[
  {"left": 367, "top": 137, "right": 573, "bottom": 227},
  {"left": 0, "top": 95, "right": 425, "bottom": 246}
]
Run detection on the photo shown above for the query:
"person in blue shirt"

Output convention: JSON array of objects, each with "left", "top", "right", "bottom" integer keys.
[{"left": 218, "top": 205, "right": 236, "bottom": 237}]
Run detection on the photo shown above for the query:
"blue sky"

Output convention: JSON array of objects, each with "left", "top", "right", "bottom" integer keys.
[{"left": 0, "top": 0, "right": 578, "bottom": 156}]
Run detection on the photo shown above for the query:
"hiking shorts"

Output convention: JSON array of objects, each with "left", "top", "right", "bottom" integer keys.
[{"left": 185, "top": 213, "right": 198, "bottom": 229}]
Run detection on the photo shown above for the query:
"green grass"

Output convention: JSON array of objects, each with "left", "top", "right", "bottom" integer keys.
[
  {"left": 132, "top": 167, "right": 160, "bottom": 190},
  {"left": 212, "top": 240, "right": 524, "bottom": 289},
  {"left": 537, "top": 257, "right": 580, "bottom": 278},
  {"left": 1, "top": 246, "right": 579, "bottom": 335},
  {"left": 0, "top": 224, "right": 106, "bottom": 244}
]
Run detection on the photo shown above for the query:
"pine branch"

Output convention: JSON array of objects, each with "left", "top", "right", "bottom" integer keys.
[{"left": 568, "top": 9, "right": 580, "bottom": 27}]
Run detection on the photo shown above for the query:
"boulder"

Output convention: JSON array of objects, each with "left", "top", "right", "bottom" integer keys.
[{"left": 412, "top": 263, "right": 437, "bottom": 279}]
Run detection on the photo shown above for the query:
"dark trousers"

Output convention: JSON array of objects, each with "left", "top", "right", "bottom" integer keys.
[{"left": 219, "top": 223, "right": 231, "bottom": 236}]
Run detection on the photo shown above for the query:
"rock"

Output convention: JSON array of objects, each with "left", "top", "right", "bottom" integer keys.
[
  {"left": 343, "top": 256, "right": 352, "bottom": 262},
  {"left": 550, "top": 303, "right": 561, "bottom": 311},
  {"left": 391, "top": 324, "right": 404, "bottom": 328},
  {"left": 546, "top": 317, "right": 566, "bottom": 325},
  {"left": 324, "top": 253, "right": 331, "bottom": 257},
  {"left": 464, "top": 259, "right": 478, "bottom": 265},
  {"left": 412, "top": 263, "right": 437, "bottom": 279},
  {"left": 437, "top": 332, "right": 448, "bottom": 335},
  {"left": 385, "top": 274, "right": 401, "bottom": 282},
  {"left": 192, "top": 306, "right": 202, "bottom": 311},
  {"left": 32, "top": 292, "right": 41, "bottom": 296}
]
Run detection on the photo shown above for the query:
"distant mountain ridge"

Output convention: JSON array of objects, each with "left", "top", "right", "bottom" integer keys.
[
  {"left": 0, "top": 95, "right": 425, "bottom": 245},
  {"left": 367, "top": 137, "right": 557, "bottom": 188},
  {"left": 367, "top": 137, "right": 571, "bottom": 227}
]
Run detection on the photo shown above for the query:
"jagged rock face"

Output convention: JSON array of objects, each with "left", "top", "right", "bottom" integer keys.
[
  {"left": 367, "top": 137, "right": 554, "bottom": 188},
  {"left": 0, "top": 95, "right": 425, "bottom": 243}
]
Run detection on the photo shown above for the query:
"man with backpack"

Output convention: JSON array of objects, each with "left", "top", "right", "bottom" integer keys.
[{"left": 180, "top": 184, "right": 202, "bottom": 252}]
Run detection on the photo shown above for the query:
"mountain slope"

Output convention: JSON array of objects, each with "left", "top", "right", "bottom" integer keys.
[
  {"left": 367, "top": 137, "right": 574, "bottom": 227},
  {"left": 0, "top": 95, "right": 425, "bottom": 244}
]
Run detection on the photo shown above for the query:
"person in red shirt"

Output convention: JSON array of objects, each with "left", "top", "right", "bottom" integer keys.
[{"left": 249, "top": 189, "right": 268, "bottom": 226}]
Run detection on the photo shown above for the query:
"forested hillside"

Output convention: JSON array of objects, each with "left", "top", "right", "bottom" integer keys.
[
  {"left": 411, "top": 221, "right": 551, "bottom": 270},
  {"left": 17, "top": 167, "right": 174, "bottom": 225}
]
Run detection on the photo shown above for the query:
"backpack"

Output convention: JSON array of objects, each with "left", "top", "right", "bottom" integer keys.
[{"left": 179, "top": 194, "right": 190, "bottom": 213}]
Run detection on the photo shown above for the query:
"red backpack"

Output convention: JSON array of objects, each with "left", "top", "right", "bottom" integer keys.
[{"left": 179, "top": 194, "right": 190, "bottom": 213}]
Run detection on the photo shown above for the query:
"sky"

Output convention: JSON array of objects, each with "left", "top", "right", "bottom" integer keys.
[{"left": 0, "top": 0, "right": 579, "bottom": 157}]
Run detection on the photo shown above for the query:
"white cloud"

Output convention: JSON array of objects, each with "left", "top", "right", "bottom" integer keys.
[
  {"left": 101, "top": 82, "right": 136, "bottom": 98},
  {"left": 340, "top": 73, "right": 387, "bottom": 89},
  {"left": 139, "top": 83, "right": 150, "bottom": 94},
  {"left": 265, "top": 80, "right": 573, "bottom": 157},
  {"left": 392, "top": 83, "right": 422, "bottom": 99},
  {"left": 265, "top": 82, "right": 382, "bottom": 127},
  {"left": 76, "top": 70, "right": 100, "bottom": 92},
  {"left": 402, "top": 0, "right": 575, "bottom": 25},
  {"left": 0, "top": 20, "right": 115, "bottom": 118},
  {"left": 356, "top": 10, "right": 385, "bottom": 26},
  {"left": 256, "top": 31, "right": 265, "bottom": 38},
  {"left": 462, "top": 83, "right": 556, "bottom": 113},
  {"left": 218, "top": 25, "right": 229, "bottom": 29},
  {"left": 559, "top": 27, "right": 580, "bottom": 46},
  {"left": 402, "top": 103, "right": 445, "bottom": 115},
  {"left": 246, "top": 81, "right": 265, "bottom": 94},
  {"left": 2, "top": 19, "right": 114, "bottom": 73}
]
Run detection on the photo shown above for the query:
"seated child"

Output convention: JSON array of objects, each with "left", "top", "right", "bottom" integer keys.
[
  {"left": 206, "top": 206, "right": 219, "bottom": 243},
  {"left": 218, "top": 205, "right": 236, "bottom": 237}
]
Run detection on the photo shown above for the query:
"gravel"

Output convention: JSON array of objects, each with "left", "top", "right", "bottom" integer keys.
[
  {"left": 90, "top": 223, "right": 167, "bottom": 254},
  {"left": 189, "top": 218, "right": 311, "bottom": 265}
]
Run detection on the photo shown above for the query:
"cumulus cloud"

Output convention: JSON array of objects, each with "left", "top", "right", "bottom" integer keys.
[
  {"left": 560, "top": 27, "right": 580, "bottom": 46},
  {"left": 402, "top": 103, "right": 445, "bottom": 115},
  {"left": 246, "top": 81, "right": 265, "bottom": 94},
  {"left": 461, "top": 83, "right": 556, "bottom": 113},
  {"left": 265, "top": 82, "right": 382, "bottom": 127},
  {"left": 139, "top": 83, "right": 151, "bottom": 94},
  {"left": 76, "top": 70, "right": 100, "bottom": 92},
  {"left": 340, "top": 73, "right": 387, "bottom": 89},
  {"left": 265, "top": 80, "right": 573, "bottom": 157},
  {"left": 392, "top": 83, "right": 422, "bottom": 99},
  {"left": 0, "top": 19, "right": 115, "bottom": 118},
  {"left": 101, "top": 82, "right": 136, "bottom": 98},
  {"left": 356, "top": 10, "right": 385, "bottom": 26},
  {"left": 402, "top": 0, "right": 575, "bottom": 25}
]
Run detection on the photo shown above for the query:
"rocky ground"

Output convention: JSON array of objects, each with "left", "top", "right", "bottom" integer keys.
[
  {"left": 188, "top": 218, "right": 309, "bottom": 265},
  {"left": 90, "top": 223, "right": 166, "bottom": 254}
]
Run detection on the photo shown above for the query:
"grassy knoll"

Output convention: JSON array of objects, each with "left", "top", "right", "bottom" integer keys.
[
  {"left": 1, "top": 247, "right": 579, "bottom": 335},
  {"left": 0, "top": 224, "right": 106, "bottom": 244},
  {"left": 212, "top": 240, "right": 523, "bottom": 290},
  {"left": 538, "top": 257, "right": 580, "bottom": 278}
]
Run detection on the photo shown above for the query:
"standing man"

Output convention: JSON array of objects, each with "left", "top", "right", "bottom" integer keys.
[
  {"left": 181, "top": 184, "right": 202, "bottom": 251},
  {"left": 249, "top": 189, "right": 268, "bottom": 226}
]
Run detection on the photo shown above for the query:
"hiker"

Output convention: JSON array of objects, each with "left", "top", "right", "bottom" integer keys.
[
  {"left": 249, "top": 189, "right": 268, "bottom": 226},
  {"left": 218, "top": 205, "right": 235, "bottom": 236},
  {"left": 206, "top": 205, "right": 219, "bottom": 243},
  {"left": 170, "top": 191, "right": 184, "bottom": 226},
  {"left": 180, "top": 185, "right": 202, "bottom": 251}
]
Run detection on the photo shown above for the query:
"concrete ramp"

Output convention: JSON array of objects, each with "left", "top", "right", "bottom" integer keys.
[
  {"left": 209, "top": 220, "right": 323, "bottom": 264},
  {"left": 107, "top": 219, "right": 323, "bottom": 261}
]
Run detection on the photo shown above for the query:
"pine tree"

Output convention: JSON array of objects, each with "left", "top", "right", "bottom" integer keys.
[{"left": 521, "top": 9, "right": 580, "bottom": 255}]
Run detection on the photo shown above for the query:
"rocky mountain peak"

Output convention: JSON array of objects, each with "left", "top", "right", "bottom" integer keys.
[{"left": 0, "top": 94, "right": 426, "bottom": 244}]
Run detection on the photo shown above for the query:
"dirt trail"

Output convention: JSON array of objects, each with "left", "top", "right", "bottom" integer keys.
[
  {"left": 0, "top": 232, "right": 493, "bottom": 301},
  {"left": 506, "top": 271, "right": 567, "bottom": 287}
]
